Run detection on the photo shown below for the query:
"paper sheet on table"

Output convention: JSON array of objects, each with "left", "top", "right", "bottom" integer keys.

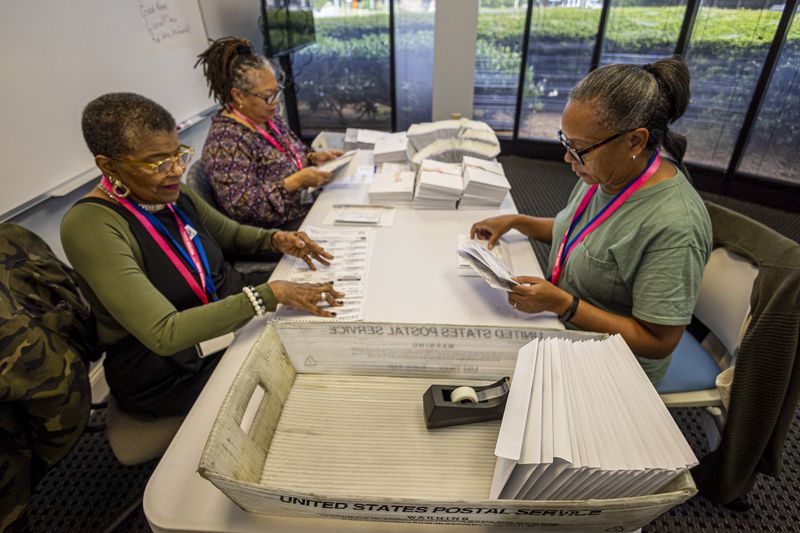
[
  {"left": 322, "top": 205, "right": 397, "bottom": 227},
  {"left": 274, "top": 226, "right": 375, "bottom": 321}
]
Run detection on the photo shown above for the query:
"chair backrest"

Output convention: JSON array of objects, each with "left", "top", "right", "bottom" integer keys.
[
  {"left": 185, "top": 160, "right": 220, "bottom": 210},
  {"left": 694, "top": 247, "right": 759, "bottom": 358},
  {"left": 106, "top": 396, "right": 184, "bottom": 465}
]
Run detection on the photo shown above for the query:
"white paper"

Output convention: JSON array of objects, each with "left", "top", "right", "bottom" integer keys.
[
  {"left": 316, "top": 150, "right": 357, "bottom": 173},
  {"left": 490, "top": 335, "right": 699, "bottom": 501},
  {"left": 274, "top": 226, "right": 375, "bottom": 322},
  {"left": 456, "top": 241, "right": 517, "bottom": 290}
]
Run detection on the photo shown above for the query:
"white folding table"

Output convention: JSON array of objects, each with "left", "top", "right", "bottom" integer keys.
[{"left": 145, "top": 180, "right": 564, "bottom": 532}]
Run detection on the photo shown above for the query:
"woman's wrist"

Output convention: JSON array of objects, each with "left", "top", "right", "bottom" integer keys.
[
  {"left": 554, "top": 290, "right": 574, "bottom": 317},
  {"left": 557, "top": 293, "right": 580, "bottom": 323}
]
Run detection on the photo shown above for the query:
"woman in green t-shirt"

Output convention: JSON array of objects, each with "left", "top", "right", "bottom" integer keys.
[
  {"left": 471, "top": 56, "right": 712, "bottom": 384},
  {"left": 61, "top": 93, "right": 344, "bottom": 417}
]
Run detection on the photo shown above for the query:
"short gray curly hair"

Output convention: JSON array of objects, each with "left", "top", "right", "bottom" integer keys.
[{"left": 81, "top": 93, "right": 176, "bottom": 158}]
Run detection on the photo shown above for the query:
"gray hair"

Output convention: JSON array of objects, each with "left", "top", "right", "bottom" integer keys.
[
  {"left": 195, "top": 36, "right": 282, "bottom": 105},
  {"left": 570, "top": 55, "right": 691, "bottom": 165},
  {"left": 81, "top": 93, "right": 176, "bottom": 158}
]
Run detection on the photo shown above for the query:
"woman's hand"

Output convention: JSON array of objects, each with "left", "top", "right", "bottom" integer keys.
[
  {"left": 470, "top": 215, "right": 519, "bottom": 250},
  {"left": 507, "top": 276, "right": 572, "bottom": 315},
  {"left": 271, "top": 231, "right": 333, "bottom": 270},
  {"left": 309, "top": 150, "right": 344, "bottom": 165},
  {"left": 284, "top": 168, "right": 333, "bottom": 191},
  {"left": 268, "top": 280, "right": 345, "bottom": 318}
]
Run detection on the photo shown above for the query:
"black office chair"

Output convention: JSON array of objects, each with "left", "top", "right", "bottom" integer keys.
[
  {"left": 185, "top": 160, "right": 221, "bottom": 211},
  {"left": 185, "top": 160, "right": 279, "bottom": 274}
]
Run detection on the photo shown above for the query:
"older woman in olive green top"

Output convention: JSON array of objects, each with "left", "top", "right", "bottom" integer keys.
[
  {"left": 61, "top": 93, "right": 343, "bottom": 417},
  {"left": 472, "top": 57, "right": 712, "bottom": 385}
]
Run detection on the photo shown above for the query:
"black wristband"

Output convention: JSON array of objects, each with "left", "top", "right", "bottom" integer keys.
[{"left": 558, "top": 295, "right": 580, "bottom": 323}]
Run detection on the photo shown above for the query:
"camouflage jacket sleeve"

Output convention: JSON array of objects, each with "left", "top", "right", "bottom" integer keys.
[{"left": 0, "top": 223, "right": 94, "bottom": 531}]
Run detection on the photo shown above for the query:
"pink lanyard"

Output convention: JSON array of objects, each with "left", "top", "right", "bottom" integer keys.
[
  {"left": 167, "top": 204, "right": 208, "bottom": 297},
  {"left": 100, "top": 177, "right": 210, "bottom": 305},
  {"left": 229, "top": 106, "right": 303, "bottom": 170},
  {"left": 550, "top": 152, "right": 661, "bottom": 286}
]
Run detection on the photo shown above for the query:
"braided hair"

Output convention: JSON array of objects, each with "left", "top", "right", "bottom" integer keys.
[
  {"left": 570, "top": 55, "right": 691, "bottom": 175},
  {"left": 195, "top": 37, "right": 276, "bottom": 105}
]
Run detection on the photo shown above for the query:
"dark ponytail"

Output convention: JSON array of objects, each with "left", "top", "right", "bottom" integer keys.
[{"left": 647, "top": 56, "right": 690, "bottom": 166}]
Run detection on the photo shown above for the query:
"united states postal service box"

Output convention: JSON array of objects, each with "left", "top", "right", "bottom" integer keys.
[{"left": 198, "top": 325, "right": 696, "bottom": 531}]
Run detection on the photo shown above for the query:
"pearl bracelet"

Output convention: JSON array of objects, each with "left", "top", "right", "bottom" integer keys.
[{"left": 242, "top": 286, "right": 267, "bottom": 316}]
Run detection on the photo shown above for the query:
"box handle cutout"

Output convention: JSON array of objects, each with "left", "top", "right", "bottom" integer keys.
[{"left": 240, "top": 383, "right": 266, "bottom": 434}]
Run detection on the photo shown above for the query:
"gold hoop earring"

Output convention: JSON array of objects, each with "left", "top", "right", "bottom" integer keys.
[{"left": 110, "top": 177, "right": 130, "bottom": 198}]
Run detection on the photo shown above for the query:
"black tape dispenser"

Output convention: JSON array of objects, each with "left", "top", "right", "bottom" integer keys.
[{"left": 423, "top": 377, "right": 510, "bottom": 429}]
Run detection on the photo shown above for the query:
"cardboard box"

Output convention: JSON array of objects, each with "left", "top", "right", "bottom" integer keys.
[
  {"left": 198, "top": 326, "right": 696, "bottom": 530},
  {"left": 272, "top": 320, "right": 593, "bottom": 379}
]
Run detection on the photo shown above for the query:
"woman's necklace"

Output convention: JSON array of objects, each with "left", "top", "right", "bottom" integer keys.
[{"left": 96, "top": 183, "right": 166, "bottom": 212}]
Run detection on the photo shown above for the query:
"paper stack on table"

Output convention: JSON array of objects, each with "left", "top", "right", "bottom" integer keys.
[
  {"left": 344, "top": 128, "right": 391, "bottom": 151},
  {"left": 373, "top": 132, "right": 409, "bottom": 164},
  {"left": 405, "top": 119, "right": 500, "bottom": 168},
  {"left": 456, "top": 240, "right": 517, "bottom": 290},
  {"left": 407, "top": 119, "right": 463, "bottom": 151},
  {"left": 410, "top": 138, "right": 501, "bottom": 168},
  {"left": 459, "top": 157, "right": 511, "bottom": 209},
  {"left": 491, "top": 335, "right": 698, "bottom": 501},
  {"left": 413, "top": 160, "right": 463, "bottom": 210},
  {"left": 369, "top": 171, "right": 416, "bottom": 205}
]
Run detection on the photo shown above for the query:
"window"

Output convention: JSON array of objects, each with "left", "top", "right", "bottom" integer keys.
[
  {"left": 739, "top": 16, "right": 800, "bottom": 185},
  {"left": 600, "top": 0, "right": 686, "bottom": 66},
  {"left": 472, "top": 0, "right": 527, "bottom": 137},
  {"left": 675, "top": 0, "right": 782, "bottom": 168},
  {"left": 395, "top": 0, "right": 436, "bottom": 130},
  {"left": 293, "top": 1, "right": 392, "bottom": 135},
  {"left": 518, "top": 1, "right": 603, "bottom": 140}
]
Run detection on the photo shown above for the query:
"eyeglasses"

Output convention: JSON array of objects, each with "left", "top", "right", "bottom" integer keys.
[
  {"left": 557, "top": 129, "right": 634, "bottom": 166},
  {"left": 121, "top": 145, "right": 194, "bottom": 174},
  {"left": 245, "top": 85, "right": 284, "bottom": 105}
]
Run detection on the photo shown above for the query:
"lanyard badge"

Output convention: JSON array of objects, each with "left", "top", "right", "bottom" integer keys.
[
  {"left": 229, "top": 106, "right": 304, "bottom": 171},
  {"left": 550, "top": 152, "right": 661, "bottom": 286},
  {"left": 100, "top": 177, "right": 218, "bottom": 304}
]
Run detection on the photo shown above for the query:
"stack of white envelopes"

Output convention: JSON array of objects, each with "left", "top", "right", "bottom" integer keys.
[
  {"left": 460, "top": 156, "right": 511, "bottom": 208},
  {"left": 413, "top": 160, "right": 463, "bottom": 209},
  {"left": 491, "top": 335, "right": 698, "bottom": 501},
  {"left": 344, "top": 128, "right": 391, "bottom": 151},
  {"left": 406, "top": 119, "right": 501, "bottom": 167},
  {"left": 368, "top": 170, "right": 416, "bottom": 205},
  {"left": 373, "top": 132, "right": 410, "bottom": 164}
]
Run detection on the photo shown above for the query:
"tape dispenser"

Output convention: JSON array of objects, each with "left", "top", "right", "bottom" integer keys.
[{"left": 423, "top": 377, "right": 510, "bottom": 429}]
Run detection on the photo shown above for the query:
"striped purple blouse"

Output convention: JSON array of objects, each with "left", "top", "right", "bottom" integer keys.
[{"left": 201, "top": 113, "right": 314, "bottom": 227}]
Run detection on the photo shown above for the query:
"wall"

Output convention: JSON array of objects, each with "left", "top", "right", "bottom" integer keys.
[{"left": 9, "top": 119, "right": 213, "bottom": 264}]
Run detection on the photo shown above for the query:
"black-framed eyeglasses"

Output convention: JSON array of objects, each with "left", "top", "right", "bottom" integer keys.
[
  {"left": 246, "top": 85, "right": 284, "bottom": 105},
  {"left": 120, "top": 145, "right": 194, "bottom": 175},
  {"left": 557, "top": 129, "right": 635, "bottom": 166}
]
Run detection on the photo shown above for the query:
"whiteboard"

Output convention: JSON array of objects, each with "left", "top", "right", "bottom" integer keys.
[{"left": 0, "top": 0, "right": 215, "bottom": 218}]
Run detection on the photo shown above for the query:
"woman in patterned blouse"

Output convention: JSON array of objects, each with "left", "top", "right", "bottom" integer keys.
[{"left": 196, "top": 37, "right": 342, "bottom": 229}]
